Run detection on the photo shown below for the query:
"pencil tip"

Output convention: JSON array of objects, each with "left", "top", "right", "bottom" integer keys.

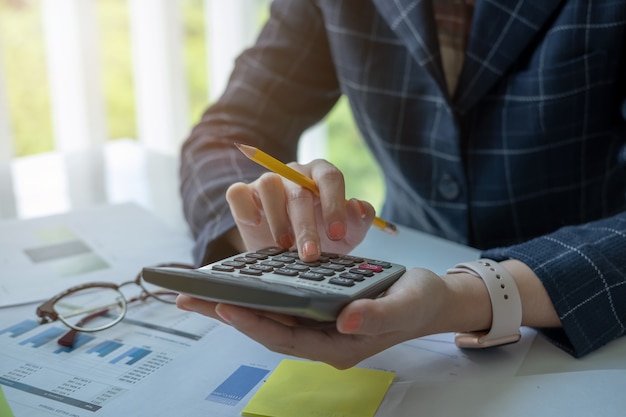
[
  {"left": 384, "top": 223, "right": 399, "bottom": 235},
  {"left": 235, "top": 143, "right": 256, "bottom": 158}
]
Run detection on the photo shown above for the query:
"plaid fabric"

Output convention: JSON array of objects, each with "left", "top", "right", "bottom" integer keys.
[{"left": 181, "top": 0, "right": 626, "bottom": 356}]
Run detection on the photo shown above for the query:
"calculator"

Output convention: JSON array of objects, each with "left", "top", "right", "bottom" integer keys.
[{"left": 142, "top": 247, "right": 406, "bottom": 321}]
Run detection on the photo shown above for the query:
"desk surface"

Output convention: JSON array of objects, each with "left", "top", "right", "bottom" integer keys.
[{"left": 1, "top": 142, "right": 625, "bottom": 417}]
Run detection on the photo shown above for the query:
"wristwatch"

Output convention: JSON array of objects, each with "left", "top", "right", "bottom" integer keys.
[{"left": 447, "top": 259, "right": 522, "bottom": 348}]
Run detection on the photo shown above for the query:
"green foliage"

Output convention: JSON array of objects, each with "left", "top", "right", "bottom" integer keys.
[
  {"left": 0, "top": 0, "right": 53, "bottom": 156},
  {"left": 325, "top": 98, "right": 384, "bottom": 212}
]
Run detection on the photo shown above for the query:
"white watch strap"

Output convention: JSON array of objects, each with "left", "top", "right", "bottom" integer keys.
[{"left": 447, "top": 259, "right": 522, "bottom": 348}]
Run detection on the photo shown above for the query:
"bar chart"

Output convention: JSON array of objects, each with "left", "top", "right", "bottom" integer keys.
[
  {"left": 86, "top": 340, "right": 124, "bottom": 358},
  {"left": 19, "top": 327, "right": 66, "bottom": 348},
  {"left": 0, "top": 300, "right": 220, "bottom": 416},
  {"left": 0, "top": 319, "right": 39, "bottom": 337}
]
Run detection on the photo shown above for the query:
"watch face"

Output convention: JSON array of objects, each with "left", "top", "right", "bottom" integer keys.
[{"left": 454, "top": 332, "right": 521, "bottom": 349}]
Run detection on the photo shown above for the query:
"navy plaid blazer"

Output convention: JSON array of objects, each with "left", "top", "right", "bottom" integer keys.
[{"left": 181, "top": 0, "right": 626, "bottom": 357}]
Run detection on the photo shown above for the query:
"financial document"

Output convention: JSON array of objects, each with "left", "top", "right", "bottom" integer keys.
[
  {"left": 0, "top": 203, "right": 193, "bottom": 307},
  {"left": 0, "top": 300, "right": 262, "bottom": 416}
]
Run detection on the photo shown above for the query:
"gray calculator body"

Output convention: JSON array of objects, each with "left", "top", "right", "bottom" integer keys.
[{"left": 142, "top": 247, "right": 406, "bottom": 321}]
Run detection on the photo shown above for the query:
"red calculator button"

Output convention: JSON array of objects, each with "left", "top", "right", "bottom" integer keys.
[{"left": 358, "top": 263, "right": 383, "bottom": 273}]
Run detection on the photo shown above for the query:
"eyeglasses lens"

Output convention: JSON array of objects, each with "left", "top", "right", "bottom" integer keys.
[{"left": 53, "top": 287, "right": 126, "bottom": 332}]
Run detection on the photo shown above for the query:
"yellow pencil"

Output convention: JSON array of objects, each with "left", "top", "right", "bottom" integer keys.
[{"left": 235, "top": 143, "right": 398, "bottom": 235}]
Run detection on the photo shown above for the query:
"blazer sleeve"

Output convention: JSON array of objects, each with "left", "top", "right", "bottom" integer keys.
[
  {"left": 180, "top": 0, "right": 341, "bottom": 265},
  {"left": 482, "top": 211, "right": 626, "bottom": 357}
]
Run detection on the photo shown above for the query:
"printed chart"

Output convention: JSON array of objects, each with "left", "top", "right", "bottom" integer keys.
[{"left": 0, "top": 301, "right": 217, "bottom": 416}]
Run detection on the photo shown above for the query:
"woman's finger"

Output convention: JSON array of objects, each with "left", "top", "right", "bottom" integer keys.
[
  {"left": 255, "top": 173, "right": 295, "bottom": 249},
  {"left": 226, "top": 181, "right": 275, "bottom": 250},
  {"left": 307, "top": 160, "right": 348, "bottom": 242}
]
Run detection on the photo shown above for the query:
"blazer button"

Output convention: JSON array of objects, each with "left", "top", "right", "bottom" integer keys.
[{"left": 437, "top": 173, "right": 460, "bottom": 200}]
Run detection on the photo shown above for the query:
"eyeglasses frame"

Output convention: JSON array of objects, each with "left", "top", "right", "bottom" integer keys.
[{"left": 35, "top": 263, "right": 194, "bottom": 347}]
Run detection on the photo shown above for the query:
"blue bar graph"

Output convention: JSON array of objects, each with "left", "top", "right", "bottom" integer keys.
[
  {"left": 19, "top": 327, "right": 66, "bottom": 348},
  {"left": 110, "top": 347, "right": 151, "bottom": 365},
  {"left": 86, "top": 340, "right": 123, "bottom": 357},
  {"left": 0, "top": 320, "right": 39, "bottom": 337},
  {"left": 53, "top": 333, "right": 96, "bottom": 354},
  {"left": 206, "top": 365, "right": 270, "bottom": 406}
]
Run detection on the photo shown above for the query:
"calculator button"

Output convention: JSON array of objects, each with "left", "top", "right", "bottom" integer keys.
[
  {"left": 339, "top": 272, "right": 365, "bottom": 281},
  {"left": 256, "top": 247, "right": 286, "bottom": 256},
  {"left": 286, "top": 264, "right": 310, "bottom": 272},
  {"left": 296, "top": 260, "right": 321, "bottom": 267},
  {"left": 233, "top": 256, "right": 257, "bottom": 264},
  {"left": 239, "top": 268, "right": 263, "bottom": 276},
  {"left": 342, "top": 255, "right": 364, "bottom": 263},
  {"left": 273, "top": 255, "right": 296, "bottom": 263},
  {"left": 274, "top": 268, "right": 299, "bottom": 277},
  {"left": 309, "top": 267, "right": 334, "bottom": 276},
  {"left": 222, "top": 261, "right": 246, "bottom": 269},
  {"left": 299, "top": 272, "right": 325, "bottom": 281},
  {"left": 261, "top": 260, "right": 285, "bottom": 268},
  {"left": 329, "top": 258, "right": 355, "bottom": 267},
  {"left": 329, "top": 277, "right": 356, "bottom": 287},
  {"left": 245, "top": 252, "right": 269, "bottom": 260},
  {"left": 367, "top": 260, "right": 392, "bottom": 269},
  {"left": 212, "top": 264, "right": 235, "bottom": 272},
  {"left": 249, "top": 264, "right": 274, "bottom": 273},
  {"left": 349, "top": 268, "right": 373, "bottom": 277},
  {"left": 357, "top": 263, "right": 383, "bottom": 273},
  {"left": 282, "top": 251, "right": 301, "bottom": 259},
  {"left": 320, "top": 263, "right": 345, "bottom": 272}
]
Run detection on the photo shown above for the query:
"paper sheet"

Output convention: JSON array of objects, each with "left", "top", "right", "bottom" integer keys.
[
  {"left": 0, "top": 299, "right": 221, "bottom": 416},
  {"left": 242, "top": 359, "right": 395, "bottom": 417},
  {"left": 0, "top": 203, "right": 193, "bottom": 306}
]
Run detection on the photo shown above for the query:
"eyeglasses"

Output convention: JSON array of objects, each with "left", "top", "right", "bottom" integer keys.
[{"left": 35, "top": 263, "right": 194, "bottom": 348}]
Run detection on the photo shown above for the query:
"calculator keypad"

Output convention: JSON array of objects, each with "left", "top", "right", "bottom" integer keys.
[{"left": 205, "top": 247, "right": 392, "bottom": 290}]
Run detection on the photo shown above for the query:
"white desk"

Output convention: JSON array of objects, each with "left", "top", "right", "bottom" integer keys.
[{"left": 1, "top": 143, "right": 625, "bottom": 416}]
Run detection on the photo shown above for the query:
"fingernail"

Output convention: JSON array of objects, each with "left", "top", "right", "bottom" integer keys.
[
  {"left": 329, "top": 222, "right": 346, "bottom": 240},
  {"left": 240, "top": 217, "right": 261, "bottom": 227},
  {"left": 277, "top": 233, "right": 294, "bottom": 248},
  {"left": 341, "top": 312, "right": 362, "bottom": 333},
  {"left": 355, "top": 199, "right": 367, "bottom": 219},
  {"left": 235, "top": 211, "right": 261, "bottom": 226},
  {"left": 177, "top": 300, "right": 191, "bottom": 311},
  {"left": 216, "top": 305, "right": 232, "bottom": 323},
  {"left": 302, "top": 241, "right": 319, "bottom": 258}
]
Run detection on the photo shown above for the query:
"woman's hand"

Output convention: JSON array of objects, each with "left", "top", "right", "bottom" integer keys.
[
  {"left": 177, "top": 267, "right": 466, "bottom": 370},
  {"left": 225, "top": 159, "right": 376, "bottom": 262}
]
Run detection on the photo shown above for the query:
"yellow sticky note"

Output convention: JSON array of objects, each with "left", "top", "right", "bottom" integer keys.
[
  {"left": 0, "top": 386, "right": 15, "bottom": 417},
  {"left": 242, "top": 359, "right": 395, "bottom": 417}
]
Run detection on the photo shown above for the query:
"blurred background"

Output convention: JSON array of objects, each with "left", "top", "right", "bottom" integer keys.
[{"left": 0, "top": 0, "right": 384, "bottom": 219}]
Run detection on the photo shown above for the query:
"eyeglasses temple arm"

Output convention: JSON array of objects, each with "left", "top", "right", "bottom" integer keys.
[{"left": 57, "top": 308, "right": 111, "bottom": 347}]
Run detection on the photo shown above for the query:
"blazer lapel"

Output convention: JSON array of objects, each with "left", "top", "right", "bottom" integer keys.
[
  {"left": 454, "top": 0, "right": 564, "bottom": 113},
  {"left": 372, "top": 0, "right": 448, "bottom": 92}
]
